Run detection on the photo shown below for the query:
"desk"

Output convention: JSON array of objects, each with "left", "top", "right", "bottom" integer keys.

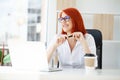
[{"left": 0, "top": 66, "right": 120, "bottom": 80}]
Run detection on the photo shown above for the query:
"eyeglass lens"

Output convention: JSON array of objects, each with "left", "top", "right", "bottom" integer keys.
[{"left": 58, "top": 16, "right": 70, "bottom": 22}]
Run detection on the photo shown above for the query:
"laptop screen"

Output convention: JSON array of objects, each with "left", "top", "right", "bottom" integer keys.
[{"left": 8, "top": 38, "right": 48, "bottom": 71}]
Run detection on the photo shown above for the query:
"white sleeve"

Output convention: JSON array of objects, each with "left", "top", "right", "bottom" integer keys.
[
  {"left": 47, "top": 35, "right": 57, "bottom": 48},
  {"left": 85, "top": 34, "right": 96, "bottom": 55},
  {"left": 46, "top": 35, "right": 58, "bottom": 67},
  {"left": 85, "top": 34, "right": 97, "bottom": 67}
]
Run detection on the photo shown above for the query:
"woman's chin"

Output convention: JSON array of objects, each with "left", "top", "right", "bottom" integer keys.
[
  {"left": 63, "top": 29, "right": 69, "bottom": 32},
  {"left": 63, "top": 30, "right": 68, "bottom": 33}
]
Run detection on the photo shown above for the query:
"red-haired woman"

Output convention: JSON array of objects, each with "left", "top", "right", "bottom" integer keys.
[{"left": 47, "top": 8, "right": 97, "bottom": 69}]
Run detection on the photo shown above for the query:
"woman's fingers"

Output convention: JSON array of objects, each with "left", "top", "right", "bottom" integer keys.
[
  {"left": 73, "top": 33, "right": 80, "bottom": 40},
  {"left": 57, "top": 35, "right": 66, "bottom": 45},
  {"left": 72, "top": 32, "right": 84, "bottom": 41}
]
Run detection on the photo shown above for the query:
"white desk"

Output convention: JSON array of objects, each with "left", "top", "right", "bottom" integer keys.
[{"left": 0, "top": 66, "right": 120, "bottom": 80}]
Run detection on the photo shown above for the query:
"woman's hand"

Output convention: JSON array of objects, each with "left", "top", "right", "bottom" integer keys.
[
  {"left": 54, "top": 35, "right": 67, "bottom": 47},
  {"left": 72, "top": 32, "right": 91, "bottom": 53},
  {"left": 72, "top": 32, "right": 85, "bottom": 42}
]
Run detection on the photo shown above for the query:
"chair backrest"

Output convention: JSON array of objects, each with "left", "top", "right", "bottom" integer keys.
[{"left": 86, "top": 29, "right": 102, "bottom": 69}]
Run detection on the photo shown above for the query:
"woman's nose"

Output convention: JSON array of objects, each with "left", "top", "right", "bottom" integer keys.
[{"left": 61, "top": 20, "right": 66, "bottom": 24}]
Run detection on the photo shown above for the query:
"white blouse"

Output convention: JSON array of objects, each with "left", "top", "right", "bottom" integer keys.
[{"left": 48, "top": 33, "right": 97, "bottom": 69}]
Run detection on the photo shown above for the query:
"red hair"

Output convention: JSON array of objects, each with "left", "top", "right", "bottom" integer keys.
[{"left": 59, "top": 8, "right": 86, "bottom": 35}]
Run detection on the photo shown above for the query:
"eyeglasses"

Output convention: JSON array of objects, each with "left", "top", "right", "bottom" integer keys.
[{"left": 58, "top": 16, "right": 70, "bottom": 23}]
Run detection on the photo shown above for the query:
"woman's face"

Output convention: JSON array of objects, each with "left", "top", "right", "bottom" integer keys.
[{"left": 60, "top": 12, "right": 73, "bottom": 34}]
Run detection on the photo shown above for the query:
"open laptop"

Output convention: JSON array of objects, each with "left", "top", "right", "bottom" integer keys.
[{"left": 8, "top": 38, "right": 62, "bottom": 72}]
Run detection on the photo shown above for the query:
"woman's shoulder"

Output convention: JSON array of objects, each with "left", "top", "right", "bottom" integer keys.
[
  {"left": 84, "top": 33, "right": 94, "bottom": 41},
  {"left": 85, "top": 33, "right": 93, "bottom": 38}
]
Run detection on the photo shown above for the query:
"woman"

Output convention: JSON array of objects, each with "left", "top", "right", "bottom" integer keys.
[{"left": 47, "top": 8, "right": 97, "bottom": 68}]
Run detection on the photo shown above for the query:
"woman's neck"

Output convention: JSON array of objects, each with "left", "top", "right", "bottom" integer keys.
[{"left": 67, "top": 32, "right": 72, "bottom": 35}]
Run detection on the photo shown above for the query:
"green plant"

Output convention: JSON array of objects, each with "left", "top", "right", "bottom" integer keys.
[
  {"left": 3, "top": 54, "right": 11, "bottom": 64},
  {"left": 0, "top": 50, "right": 2, "bottom": 62},
  {"left": 0, "top": 50, "right": 11, "bottom": 65}
]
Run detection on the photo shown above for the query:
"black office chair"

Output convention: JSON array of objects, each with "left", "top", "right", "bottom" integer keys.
[{"left": 86, "top": 29, "right": 102, "bottom": 69}]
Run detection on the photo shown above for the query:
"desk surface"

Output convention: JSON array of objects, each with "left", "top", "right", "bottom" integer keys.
[{"left": 0, "top": 66, "right": 120, "bottom": 80}]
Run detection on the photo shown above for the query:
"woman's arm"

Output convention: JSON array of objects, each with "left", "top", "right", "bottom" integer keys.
[
  {"left": 46, "top": 44, "right": 57, "bottom": 63},
  {"left": 47, "top": 35, "right": 66, "bottom": 63},
  {"left": 73, "top": 32, "right": 92, "bottom": 54},
  {"left": 84, "top": 33, "right": 96, "bottom": 55},
  {"left": 79, "top": 39, "right": 91, "bottom": 53}
]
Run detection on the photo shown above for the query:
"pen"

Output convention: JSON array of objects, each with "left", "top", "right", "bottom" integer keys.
[
  {"left": 68, "top": 35, "right": 73, "bottom": 38},
  {"left": 65, "top": 35, "right": 73, "bottom": 39}
]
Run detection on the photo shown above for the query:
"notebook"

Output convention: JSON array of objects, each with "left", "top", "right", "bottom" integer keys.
[{"left": 8, "top": 38, "right": 62, "bottom": 72}]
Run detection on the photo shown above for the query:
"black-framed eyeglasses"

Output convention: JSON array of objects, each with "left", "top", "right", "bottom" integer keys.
[{"left": 58, "top": 16, "right": 70, "bottom": 23}]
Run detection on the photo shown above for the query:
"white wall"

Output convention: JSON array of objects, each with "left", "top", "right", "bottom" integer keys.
[
  {"left": 103, "top": 41, "right": 120, "bottom": 69},
  {"left": 113, "top": 16, "right": 120, "bottom": 40},
  {"left": 76, "top": 0, "right": 120, "bottom": 41},
  {"left": 76, "top": 0, "right": 120, "bottom": 13},
  {"left": 46, "top": 0, "right": 57, "bottom": 47}
]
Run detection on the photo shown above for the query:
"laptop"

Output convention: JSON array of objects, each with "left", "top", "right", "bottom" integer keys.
[{"left": 8, "top": 38, "right": 62, "bottom": 72}]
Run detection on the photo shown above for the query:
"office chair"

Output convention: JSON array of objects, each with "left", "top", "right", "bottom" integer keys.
[
  {"left": 86, "top": 29, "right": 102, "bottom": 69},
  {"left": 57, "top": 29, "right": 102, "bottom": 69}
]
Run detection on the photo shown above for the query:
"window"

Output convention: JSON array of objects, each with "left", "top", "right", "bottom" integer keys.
[
  {"left": 27, "top": 0, "right": 49, "bottom": 43},
  {"left": 0, "top": 0, "right": 43, "bottom": 45},
  {"left": 27, "top": 0, "right": 41, "bottom": 41},
  {"left": 0, "top": 0, "right": 48, "bottom": 66}
]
